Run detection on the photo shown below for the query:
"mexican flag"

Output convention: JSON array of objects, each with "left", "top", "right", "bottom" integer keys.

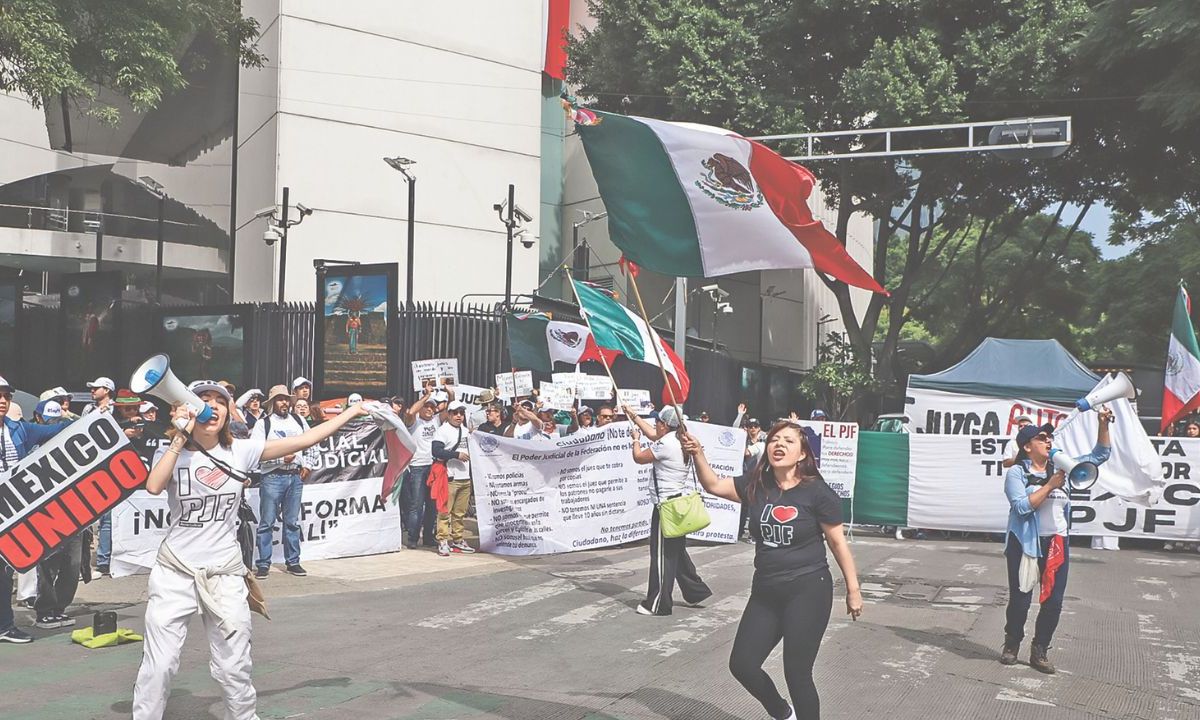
[
  {"left": 573, "top": 108, "right": 886, "bottom": 294},
  {"left": 570, "top": 279, "right": 690, "bottom": 404},
  {"left": 1162, "top": 284, "right": 1200, "bottom": 432},
  {"left": 507, "top": 312, "right": 619, "bottom": 373}
]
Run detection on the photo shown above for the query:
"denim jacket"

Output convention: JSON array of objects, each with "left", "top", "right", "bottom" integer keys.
[
  {"left": 2, "top": 416, "right": 69, "bottom": 462},
  {"left": 1004, "top": 443, "right": 1111, "bottom": 557}
]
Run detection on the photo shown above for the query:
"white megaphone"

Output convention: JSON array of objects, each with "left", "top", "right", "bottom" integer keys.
[
  {"left": 1075, "top": 372, "right": 1136, "bottom": 411},
  {"left": 1049, "top": 448, "right": 1099, "bottom": 490},
  {"left": 130, "top": 353, "right": 214, "bottom": 430}
]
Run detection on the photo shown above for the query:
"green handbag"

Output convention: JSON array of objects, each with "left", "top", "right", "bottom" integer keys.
[{"left": 655, "top": 466, "right": 711, "bottom": 538}]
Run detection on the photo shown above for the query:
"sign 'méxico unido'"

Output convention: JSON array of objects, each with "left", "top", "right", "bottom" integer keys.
[{"left": 0, "top": 413, "right": 147, "bottom": 571}]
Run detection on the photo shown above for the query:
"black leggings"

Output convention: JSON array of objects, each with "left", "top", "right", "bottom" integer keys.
[{"left": 729, "top": 569, "right": 833, "bottom": 720}]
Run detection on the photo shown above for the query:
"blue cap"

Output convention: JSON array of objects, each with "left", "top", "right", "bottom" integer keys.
[{"left": 1015, "top": 422, "right": 1055, "bottom": 449}]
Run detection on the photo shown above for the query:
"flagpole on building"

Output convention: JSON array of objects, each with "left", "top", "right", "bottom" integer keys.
[
  {"left": 564, "top": 267, "right": 623, "bottom": 399},
  {"left": 624, "top": 266, "right": 686, "bottom": 428}
]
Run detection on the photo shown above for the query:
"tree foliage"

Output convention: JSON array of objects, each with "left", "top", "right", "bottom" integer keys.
[
  {"left": 0, "top": 0, "right": 263, "bottom": 124},
  {"left": 798, "top": 332, "right": 880, "bottom": 421}
]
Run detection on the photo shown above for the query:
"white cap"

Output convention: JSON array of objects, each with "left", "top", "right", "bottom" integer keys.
[
  {"left": 235, "top": 389, "right": 264, "bottom": 408},
  {"left": 658, "top": 405, "right": 686, "bottom": 429},
  {"left": 348, "top": 393, "right": 363, "bottom": 404},
  {"left": 42, "top": 400, "right": 63, "bottom": 418},
  {"left": 188, "top": 380, "right": 233, "bottom": 404},
  {"left": 87, "top": 377, "right": 116, "bottom": 392},
  {"left": 447, "top": 400, "right": 468, "bottom": 412},
  {"left": 291, "top": 376, "right": 311, "bottom": 390},
  {"left": 41, "top": 386, "right": 69, "bottom": 401},
  {"left": 139, "top": 401, "right": 155, "bottom": 413},
  {"left": 0, "top": 375, "right": 11, "bottom": 390}
]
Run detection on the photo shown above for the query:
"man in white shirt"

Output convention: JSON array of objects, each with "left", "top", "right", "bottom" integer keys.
[
  {"left": 82, "top": 376, "right": 115, "bottom": 415},
  {"left": 432, "top": 401, "right": 475, "bottom": 556},
  {"left": 253, "top": 385, "right": 309, "bottom": 578},
  {"left": 402, "top": 390, "right": 442, "bottom": 549}
]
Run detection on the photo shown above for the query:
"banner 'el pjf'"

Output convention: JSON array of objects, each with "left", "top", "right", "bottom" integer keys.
[
  {"left": 0, "top": 413, "right": 146, "bottom": 571},
  {"left": 470, "top": 424, "right": 743, "bottom": 555}
]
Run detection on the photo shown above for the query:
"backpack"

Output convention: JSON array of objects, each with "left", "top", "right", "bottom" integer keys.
[{"left": 260, "top": 412, "right": 306, "bottom": 439}]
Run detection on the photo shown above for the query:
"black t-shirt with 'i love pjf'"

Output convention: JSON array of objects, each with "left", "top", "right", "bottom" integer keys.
[{"left": 735, "top": 474, "right": 843, "bottom": 587}]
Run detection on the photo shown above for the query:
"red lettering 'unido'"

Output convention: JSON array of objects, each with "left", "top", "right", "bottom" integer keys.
[
  {"left": 76, "top": 470, "right": 120, "bottom": 514},
  {"left": 108, "top": 449, "right": 149, "bottom": 490},
  {"left": 0, "top": 522, "right": 46, "bottom": 571}
]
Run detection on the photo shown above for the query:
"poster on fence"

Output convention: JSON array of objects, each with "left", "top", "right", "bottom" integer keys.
[
  {"left": 470, "top": 425, "right": 741, "bottom": 555},
  {"left": 0, "top": 413, "right": 146, "bottom": 572},
  {"left": 906, "top": 434, "right": 1200, "bottom": 539},
  {"left": 316, "top": 262, "right": 398, "bottom": 399},
  {"left": 111, "top": 420, "right": 401, "bottom": 576}
]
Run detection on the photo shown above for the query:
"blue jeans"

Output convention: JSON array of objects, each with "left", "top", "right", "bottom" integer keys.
[
  {"left": 1004, "top": 532, "right": 1070, "bottom": 647},
  {"left": 1, "top": 564, "right": 14, "bottom": 633},
  {"left": 403, "top": 465, "right": 431, "bottom": 545},
  {"left": 96, "top": 511, "right": 112, "bottom": 567},
  {"left": 257, "top": 472, "right": 303, "bottom": 568}
]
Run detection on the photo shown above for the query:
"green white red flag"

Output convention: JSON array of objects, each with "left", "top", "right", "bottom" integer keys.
[
  {"left": 1162, "top": 284, "right": 1200, "bottom": 432},
  {"left": 506, "top": 312, "right": 620, "bottom": 373},
  {"left": 569, "top": 278, "right": 690, "bottom": 404},
  {"left": 572, "top": 108, "right": 886, "bottom": 294}
]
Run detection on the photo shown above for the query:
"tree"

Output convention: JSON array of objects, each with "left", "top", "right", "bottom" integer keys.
[
  {"left": 568, "top": 0, "right": 1199, "bottom": 401},
  {"left": 0, "top": 0, "right": 263, "bottom": 124},
  {"left": 798, "top": 332, "right": 880, "bottom": 421}
]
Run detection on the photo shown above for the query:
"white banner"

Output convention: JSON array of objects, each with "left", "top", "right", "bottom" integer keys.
[
  {"left": 470, "top": 425, "right": 741, "bottom": 555},
  {"left": 111, "top": 478, "right": 402, "bottom": 577},
  {"left": 905, "top": 387, "right": 1075, "bottom": 435},
  {"left": 789, "top": 420, "right": 860, "bottom": 499},
  {"left": 907, "top": 435, "right": 1200, "bottom": 539}
]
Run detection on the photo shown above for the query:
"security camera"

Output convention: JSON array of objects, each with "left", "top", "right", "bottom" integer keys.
[
  {"left": 514, "top": 228, "right": 535, "bottom": 249},
  {"left": 513, "top": 205, "right": 533, "bottom": 223},
  {"left": 254, "top": 206, "right": 277, "bottom": 220},
  {"left": 296, "top": 203, "right": 313, "bottom": 217},
  {"left": 264, "top": 226, "right": 283, "bottom": 246},
  {"left": 717, "top": 302, "right": 734, "bottom": 314},
  {"left": 700, "top": 284, "right": 729, "bottom": 300}
]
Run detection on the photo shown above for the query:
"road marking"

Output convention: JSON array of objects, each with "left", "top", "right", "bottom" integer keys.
[
  {"left": 996, "top": 688, "right": 1055, "bottom": 706},
  {"left": 1137, "top": 556, "right": 1188, "bottom": 566},
  {"left": 415, "top": 579, "right": 576, "bottom": 628},
  {"left": 880, "top": 643, "right": 940, "bottom": 680},
  {"left": 959, "top": 563, "right": 987, "bottom": 577},
  {"left": 623, "top": 591, "right": 750, "bottom": 657}
]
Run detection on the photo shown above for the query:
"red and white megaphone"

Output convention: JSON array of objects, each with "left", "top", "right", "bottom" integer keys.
[
  {"left": 130, "top": 354, "right": 214, "bottom": 430},
  {"left": 1075, "top": 372, "right": 1136, "bottom": 411}
]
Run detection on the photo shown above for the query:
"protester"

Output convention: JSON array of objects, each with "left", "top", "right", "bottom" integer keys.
[
  {"left": 292, "top": 377, "right": 312, "bottom": 405},
  {"left": 682, "top": 420, "right": 863, "bottom": 720},
  {"left": 1002, "top": 414, "right": 1035, "bottom": 469},
  {"left": 388, "top": 396, "right": 406, "bottom": 416},
  {"left": 82, "top": 376, "right": 116, "bottom": 415},
  {"left": 577, "top": 406, "right": 595, "bottom": 429},
  {"left": 132, "top": 381, "right": 368, "bottom": 719},
  {"left": 697, "top": 410, "right": 710, "bottom": 423},
  {"left": 1, "top": 375, "right": 71, "bottom": 644},
  {"left": 402, "top": 389, "right": 443, "bottom": 549},
  {"left": 1186, "top": 420, "right": 1200, "bottom": 438},
  {"left": 33, "top": 399, "right": 67, "bottom": 424},
  {"left": 40, "top": 386, "right": 78, "bottom": 419},
  {"left": 348, "top": 392, "right": 364, "bottom": 405},
  {"left": 141, "top": 401, "right": 159, "bottom": 424},
  {"left": 432, "top": 400, "right": 475, "bottom": 556},
  {"left": 251, "top": 385, "right": 311, "bottom": 578},
  {"left": 740, "top": 417, "right": 765, "bottom": 542},
  {"left": 627, "top": 405, "right": 712, "bottom": 616},
  {"left": 1000, "top": 409, "right": 1112, "bottom": 674},
  {"left": 236, "top": 389, "right": 265, "bottom": 430},
  {"left": 596, "top": 405, "right": 616, "bottom": 427},
  {"left": 732, "top": 402, "right": 749, "bottom": 428},
  {"left": 476, "top": 403, "right": 508, "bottom": 435},
  {"left": 810, "top": 409, "right": 827, "bottom": 421}
]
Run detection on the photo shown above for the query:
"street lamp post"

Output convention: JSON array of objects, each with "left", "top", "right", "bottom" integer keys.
[
  {"left": 278, "top": 186, "right": 290, "bottom": 303},
  {"left": 138, "top": 176, "right": 166, "bottom": 303},
  {"left": 503, "top": 183, "right": 515, "bottom": 307},
  {"left": 383, "top": 157, "right": 416, "bottom": 305}
]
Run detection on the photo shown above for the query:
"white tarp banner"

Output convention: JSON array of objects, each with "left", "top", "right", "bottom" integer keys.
[
  {"left": 906, "top": 435, "right": 1200, "bottom": 539},
  {"left": 470, "top": 424, "right": 742, "bottom": 555},
  {"left": 111, "top": 478, "right": 402, "bottom": 577}
]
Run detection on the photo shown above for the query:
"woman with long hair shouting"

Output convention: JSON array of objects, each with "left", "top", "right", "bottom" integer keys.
[{"left": 682, "top": 421, "right": 862, "bottom": 720}]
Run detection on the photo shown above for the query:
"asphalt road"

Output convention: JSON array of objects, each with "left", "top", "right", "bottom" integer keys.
[{"left": 2, "top": 532, "right": 1198, "bottom": 719}]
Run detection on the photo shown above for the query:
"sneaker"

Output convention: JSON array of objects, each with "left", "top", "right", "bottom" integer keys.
[
  {"left": 635, "top": 603, "right": 655, "bottom": 616},
  {"left": 682, "top": 593, "right": 712, "bottom": 608},
  {"left": 285, "top": 564, "right": 307, "bottom": 577},
  {"left": 450, "top": 540, "right": 476, "bottom": 554},
  {"left": 437, "top": 541, "right": 451, "bottom": 557},
  {"left": 0, "top": 627, "right": 33, "bottom": 644},
  {"left": 254, "top": 566, "right": 269, "bottom": 579},
  {"left": 781, "top": 707, "right": 797, "bottom": 720},
  {"left": 35, "top": 616, "right": 61, "bottom": 629},
  {"left": 55, "top": 614, "right": 76, "bottom": 628}
]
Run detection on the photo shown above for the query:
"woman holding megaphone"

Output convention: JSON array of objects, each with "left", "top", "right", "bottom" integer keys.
[
  {"left": 1001, "top": 406, "right": 1112, "bottom": 675},
  {"left": 131, "top": 380, "right": 369, "bottom": 720}
]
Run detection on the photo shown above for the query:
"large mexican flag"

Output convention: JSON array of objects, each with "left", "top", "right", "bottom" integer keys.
[
  {"left": 506, "top": 312, "right": 619, "bottom": 373},
  {"left": 1162, "top": 284, "right": 1200, "bottom": 431},
  {"left": 573, "top": 108, "right": 885, "bottom": 293}
]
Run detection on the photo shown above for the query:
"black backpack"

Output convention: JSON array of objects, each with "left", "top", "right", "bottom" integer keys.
[{"left": 259, "top": 412, "right": 306, "bottom": 439}]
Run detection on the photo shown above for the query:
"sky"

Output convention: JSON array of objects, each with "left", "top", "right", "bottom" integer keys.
[{"left": 1069, "top": 202, "right": 1138, "bottom": 261}]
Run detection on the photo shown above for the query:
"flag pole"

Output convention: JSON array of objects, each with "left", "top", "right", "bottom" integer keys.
[
  {"left": 624, "top": 267, "right": 685, "bottom": 426},
  {"left": 564, "top": 267, "right": 623, "bottom": 400}
]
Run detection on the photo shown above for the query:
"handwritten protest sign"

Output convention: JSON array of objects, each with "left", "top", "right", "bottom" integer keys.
[
  {"left": 539, "top": 382, "right": 576, "bottom": 410},
  {"left": 412, "top": 358, "right": 459, "bottom": 391},
  {"left": 495, "top": 371, "right": 534, "bottom": 398},
  {"left": 0, "top": 413, "right": 147, "bottom": 572},
  {"left": 616, "top": 389, "right": 653, "bottom": 414},
  {"left": 552, "top": 372, "right": 613, "bottom": 400}
]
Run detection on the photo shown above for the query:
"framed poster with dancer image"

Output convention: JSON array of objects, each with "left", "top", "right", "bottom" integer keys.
[
  {"left": 158, "top": 307, "right": 252, "bottom": 388},
  {"left": 315, "top": 263, "right": 398, "bottom": 399},
  {"left": 60, "top": 271, "right": 123, "bottom": 387}
]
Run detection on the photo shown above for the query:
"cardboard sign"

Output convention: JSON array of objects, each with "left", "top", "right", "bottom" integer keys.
[
  {"left": 0, "top": 413, "right": 147, "bottom": 572},
  {"left": 617, "top": 389, "right": 653, "bottom": 414},
  {"left": 495, "top": 371, "right": 534, "bottom": 398},
  {"left": 552, "top": 372, "right": 613, "bottom": 400},
  {"left": 412, "top": 358, "right": 459, "bottom": 392},
  {"left": 539, "top": 382, "right": 576, "bottom": 411}
]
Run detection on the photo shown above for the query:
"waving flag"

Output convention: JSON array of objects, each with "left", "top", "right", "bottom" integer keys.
[
  {"left": 570, "top": 279, "right": 690, "bottom": 404},
  {"left": 1162, "top": 283, "right": 1200, "bottom": 432},
  {"left": 364, "top": 402, "right": 417, "bottom": 506},
  {"left": 573, "top": 108, "right": 886, "bottom": 294},
  {"left": 506, "top": 312, "right": 620, "bottom": 373}
]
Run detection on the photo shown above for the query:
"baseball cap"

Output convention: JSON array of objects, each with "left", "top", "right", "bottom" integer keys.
[
  {"left": 519, "top": 399, "right": 535, "bottom": 409},
  {"left": 747, "top": 417, "right": 760, "bottom": 427},
  {"left": 188, "top": 380, "right": 233, "bottom": 404},
  {"left": 139, "top": 401, "right": 156, "bottom": 414},
  {"left": 40, "top": 400, "right": 63, "bottom": 419},
  {"left": 811, "top": 409, "right": 827, "bottom": 420},
  {"left": 447, "top": 400, "right": 468, "bottom": 412},
  {"left": 348, "top": 393, "right": 364, "bottom": 405},
  {"left": 578, "top": 405, "right": 594, "bottom": 416},
  {"left": 87, "top": 377, "right": 116, "bottom": 392},
  {"left": 0, "top": 375, "right": 11, "bottom": 391},
  {"left": 291, "top": 376, "right": 311, "bottom": 390},
  {"left": 659, "top": 405, "right": 686, "bottom": 429},
  {"left": 1015, "top": 423, "right": 1056, "bottom": 449},
  {"left": 41, "top": 386, "right": 70, "bottom": 401}
]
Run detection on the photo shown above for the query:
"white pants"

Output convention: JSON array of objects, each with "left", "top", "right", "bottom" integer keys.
[{"left": 132, "top": 565, "right": 258, "bottom": 720}]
